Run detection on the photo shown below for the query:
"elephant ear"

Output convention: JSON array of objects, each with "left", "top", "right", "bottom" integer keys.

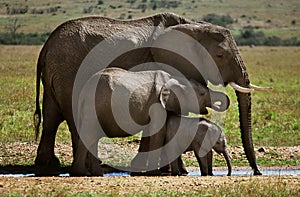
[
  {"left": 159, "top": 78, "right": 181, "bottom": 109},
  {"left": 159, "top": 83, "right": 171, "bottom": 109},
  {"left": 210, "top": 31, "right": 226, "bottom": 42}
]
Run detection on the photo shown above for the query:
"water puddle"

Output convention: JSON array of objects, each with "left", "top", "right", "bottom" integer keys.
[
  {"left": 188, "top": 168, "right": 300, "bottom": 177},
  {"left": 1, "top": 168, "right": 299, "bottom": 178}
]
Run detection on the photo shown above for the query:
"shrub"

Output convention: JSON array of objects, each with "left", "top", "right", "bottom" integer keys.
[
  {"left": 0, "top": 32, "right": 50, "bottom": 45},
  {"left": 202, "top": 13, "right": 234, "bottom": 27},
  {"left": 6, "top": 6, "right": 28, "bottom": 15},
  {"left": 97, "top": 0, "right": 104, "bottom": 5},
  {"left": 235, "top": 28, "right": 266, "bottom": 45},
  {"left": 83, "top": 6, "right": 94, "bottom": 14},
  {"left": 234, "top": 28, "right": 300, "bottom": 46},
  {"left": 291, "top": 20, "right": 296, "bottom": 25}
]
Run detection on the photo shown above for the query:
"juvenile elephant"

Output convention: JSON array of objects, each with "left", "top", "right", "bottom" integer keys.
[
  {"left": 71, "top": 67, "right": 229, "bottom": 175},
  {"left": 165, "top": 115, "right": 232, "bottom": 176}
]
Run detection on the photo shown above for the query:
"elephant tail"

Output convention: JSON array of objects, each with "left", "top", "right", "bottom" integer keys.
[
  {"left": 33, "top": 52, "right": 43, "bottom": 141},
  {"left": 223, "top": 150, "right": 232, "bottom": 176}
]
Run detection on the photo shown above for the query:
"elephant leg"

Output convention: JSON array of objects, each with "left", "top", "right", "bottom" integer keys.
[
  {"left": 146, "top": 128, "right": 165, "bottom": 175},
  {"left": 171, "top": 156, "right": 188, "bottom": 176},
  {"left": 170, "top": 157, "right": 181, "bottom": 176},
  {"left": 131, "top": 105, "right": 166, "bottom": 176},
  {"left": 70, "top": 138, "right": 91, "bottom": 176},
  {"left": 131, "top": 130, "right": 165, "bottom": 175},
  {"left": 177, "top": 155, "right": 188, "bottom": 175},
  {"left": 65, "top": 119, "right": 79, "bottom": 163},
  {"left": 66, "top": 118, "right": 103, "bottom": 173},
  {"left": 35, "top": 92, "right": 63, "bottom": 175},
  {"left": 207, "top": 150, "right": 213, "bottom": 176},
  {"left": 131, "top": 136, "right": 150, "bottom": 173},
  {"left": 194, "top": 150, "right": 208, "bottom": 176},
  {"left": 159, "top": 148, "right": 171, "bottom": 175},
  {"left": 86, "top": 142, "right": 103, "bottom": 176}
]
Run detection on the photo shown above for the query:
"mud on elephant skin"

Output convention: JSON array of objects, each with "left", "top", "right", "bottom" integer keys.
[
  {"left": 34, "top": 12, "right": 270, "bottom": 175},
  {"left": 70, "top": 67, "right": 229, "bottom": 175},
  {"left": 165, "top": 115, "right": 231, "bottom": 176}
]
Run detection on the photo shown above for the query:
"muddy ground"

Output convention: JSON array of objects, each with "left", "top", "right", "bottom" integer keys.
[
  {"left": 0, "top": 175, "right": 299, "bottom": 196},
  {"left": 0, "top": 142, "right": 299, "bottom": 195},
  {"left": 0, "top": 141, "right": 299, "bottom": 168}
]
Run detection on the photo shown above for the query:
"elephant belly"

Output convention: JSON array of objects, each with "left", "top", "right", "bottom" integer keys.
[
  {"left": 96, "top": 93, "right": 148, "bottom": 138},
  {"left": 94, "top": 70, "right": 155, "bottom": 138},
  {"left": 96, "top": 105, "right": 149, "bottom": 138}
]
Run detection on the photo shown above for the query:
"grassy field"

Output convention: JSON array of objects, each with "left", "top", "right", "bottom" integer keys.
[
  {"left": 0, "top": 0, "right": 299, "bottom": 39},
  {"left": 0, "top": 2, "right": 300, "bottom": 194},
  {"left": 1, "top": 46, "right": 299, "bottom": 145},
  {"left": 0, "top": 45, "right": 299, "bottom": 197},
  {"left": 0, "top": 45, "right": 299, "bottom": 169},
  {"left": 1, "top": 176, "right": 299, "bottom": 196}
]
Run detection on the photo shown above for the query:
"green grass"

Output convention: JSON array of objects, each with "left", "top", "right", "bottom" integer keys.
[
  {"left": 0, "top": 46, "right": 299, "bottom": 146},
  {"left": 0, "top": 176, "right": 299, "bottom": 196},
  {"left": 0, "top": 45, "right": 70, "bottom": 143},
  {"left": 0, "top": 0, "right": 299, "bottom": 39},
  {"left": 0, "top": 46, "right": 299, "bottom": 169},
  {"left": 221, "top": 47, "right": 300, "bottom": 147}
]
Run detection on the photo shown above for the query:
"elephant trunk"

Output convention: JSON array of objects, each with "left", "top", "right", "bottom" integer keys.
[
  {"left": 210, "top": 90, "right": 230, "bottom": 112},
  {"left": 223, "top": 150, "right": 232, "bottom": 176},
  {"left": 234, "top": 54, "right": 262, "bottom": 175}
]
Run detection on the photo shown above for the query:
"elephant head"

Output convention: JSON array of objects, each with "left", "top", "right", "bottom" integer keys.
[
  {"left": 159, "top": 78, "right": 230, "bottom": 115},
  {"left": 151, "top": 23, "right": 271, "bottom": 175}
]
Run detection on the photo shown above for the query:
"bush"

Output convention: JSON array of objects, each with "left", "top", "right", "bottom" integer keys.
[
  {"left": 236, "top": 28, "right": 265, "bottom": 45},
  {"left": 98, "top": 0, "right": 104, "bottom": 5},
  {"left": 150, "top": 0, "right": 180, "bottom": 9},
  {"left": 0, "top": 29, "right": 299, "bottom": 46},
  {"left": 0, "top": 32, "right": 50, "bottom": 45},
  {"left": 202, "top": 13, "right": 234, "bottom": 27},
  {"left": 234, "top": 28, "right": 300, "bottom": 46},
  {"left": 83, "top": 6, "right": 94, "bottom": 14},
  {"left": 6, "top": 6, "right": 28, "bottom": 15}
]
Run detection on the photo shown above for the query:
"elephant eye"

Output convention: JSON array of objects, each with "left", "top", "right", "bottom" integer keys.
[
  {"left": 216, "top": 52, "right": 223, "bottom": 58},
  {"left": 216, "top": 46, "right": 225, "bottom": 58}
]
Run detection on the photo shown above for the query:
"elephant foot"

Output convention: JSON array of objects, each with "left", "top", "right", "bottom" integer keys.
[
  {"left": 35, "top": 154, "right": 61, "bottom": 176},
  {"left": 130, "top": 171, "right": 146, "bottom": 176},
  {"left": 88, "top": 164, "right": 104, "bottom": 176},
  {"left": 69, "top": 168, "right": 91, "bottom": 177},
  {"left": 100, "top": 164, "right": 127, "bottom": 174},
  {"left": 131, "top": 169, "right": 162, "bottom": 176},
  {"left": 200, "top": 171, "right": 209, "bottom": 176},
  {"left": 144, "top": 169, "right": 162, "bottom": 176},
  {"left": 179, "top": 169, "right": 188, "bottom": 176},
  {"left": 69, "top": 164, "right": 91, "bottom": 176},
  {"left": 69, "top": 164, "right": 103, "bottom": 176},
  {"left": 159, "top": 165, "right": 171, "bottom": 176},
  {"left": 253, "top": 169, "right": 262, "bottom": 176},
  {"left": 171, "top": 171, "right": 188, "bottom": 176}
]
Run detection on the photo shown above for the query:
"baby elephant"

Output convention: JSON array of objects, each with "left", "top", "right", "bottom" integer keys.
[{"left": 165, "top": 115, "right": 232, "bottom": 176}]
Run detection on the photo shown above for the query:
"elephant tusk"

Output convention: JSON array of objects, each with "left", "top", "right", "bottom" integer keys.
[
  {"left": 250, "top": 83, "right": 273, "bottom": 91},
  {"left": 229, "top": 82, "right": 253, "bottom": 93}
]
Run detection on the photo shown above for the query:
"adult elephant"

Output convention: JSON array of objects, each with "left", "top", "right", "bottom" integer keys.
[{"left": 34, "top": 12, "right": 269, "bottom": 175}]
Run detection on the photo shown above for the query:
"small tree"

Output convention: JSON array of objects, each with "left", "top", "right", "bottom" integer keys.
[{"left": 5, "top": 18, "right": 23, "bottom": 39}]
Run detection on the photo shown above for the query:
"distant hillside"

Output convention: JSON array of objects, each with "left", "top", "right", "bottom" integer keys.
[{"left": 0, "top": 0, "right": 299, "bottom": 45}]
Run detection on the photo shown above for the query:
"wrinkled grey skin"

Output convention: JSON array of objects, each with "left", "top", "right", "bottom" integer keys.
[
  {"left": 165, "top": 115, "right": 232, "bottom": 176},
  {"left": 34, "top": 12, "right": 261, "bottom": 175},
  {"left": 71, "top": 67, "right": 229, "bottom": 175}
]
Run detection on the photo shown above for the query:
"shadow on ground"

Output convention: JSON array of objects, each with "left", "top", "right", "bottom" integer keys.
[{"left": 0, "top": 164, "right": 123, "bottom": 176}]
